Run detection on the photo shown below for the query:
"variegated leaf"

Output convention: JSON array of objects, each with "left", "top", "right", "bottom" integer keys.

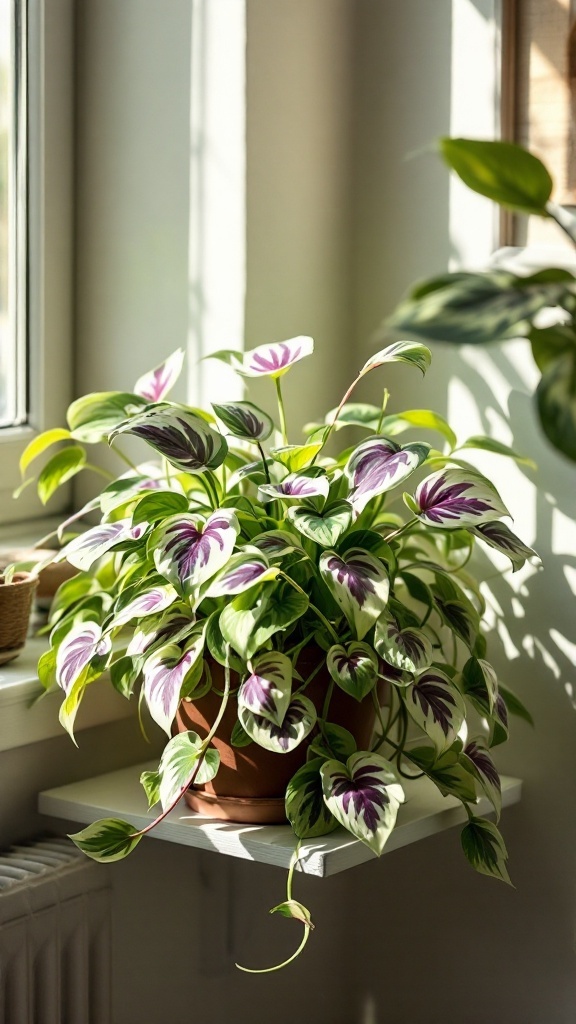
[
  {"left": 326, "top": 642, "right": 379, "bottom": 701},
  {"left": 461, "top": 656, "right": 498, "bottom": 714},
  {"left": 346, "top": 437, "right": 430, "bottom": 514},
  {"left": 374, "top": 617, "right": 433, "bottom": 674},
  {"left": 109, "top": 407, "right": 227, "bottom": 473},
  {"left": 57, "top": 520, "right": 147, "bottom": 572},
  {"left": 142, "top": 636, "right": 205, "bottom": 735},
  {"left": 470, "top": 521, "right": 540, "bottom": 572},
  {"left": 133, "top": 349, "right": 185, "bottom": 402},
  {"left": 69, "top": 819, "right": 142, "bottom": 863},
  {"left": 157, "top": 730, "right": 220, "bottom": 810},
  {"left": 462, "top": 739, "right": 502, "bottom": 819},
  {"left": 414, "top": 469, "right": 510, "bottom": 529},
  {"left": 153, "top": 510, "right": 239, "bottom": 593},
  {"left": 111, "top": 585, "right": 177, "bottom": 627},
  {"left": 238, "top": 651, "right": 292, "bottom": 726},
  {"left": 205, "top": 552, "right": 278, "bottom": 597},
  {"left": 239, "top": 336, "right": 314, "bottom": 378},
  {"left": 461, "top": 817, "right": 511, "bottom": 884},
  {"left": 269, "top": 443, "right": 323, "bottom": 473},
  {"left": 238, "top": 694, "right": 316, "bottom": 753},
  {"left": 361, "top": 340, "right": 431, "bottom": 376},
  {"left": 309, "top": 722, "right": 357, "bottom": 761},
  {"left": 126, "top": 611, "right": 195, "bottom": 657},
  {"left": 251, "top": 530, "right": 303, "bottom": 560},
  {"left": 285, "top": 759, "right": 338, "bottom": 839},
  {"left": 288, "top": 500, "right": 353, "bottom": 548},
  {"left": 212, "top": 400, "right": 273, "bottom": 441},
  {"left": 321, "top": 752, "right": 405, "bottom": 855},
  {"left": 319, "top": 547, "right": 390, "bottom": 640},
  {"left": 56, "top": 621, "right": 112, "bottom": 694},
  {"left": 434, "top": 595, "right": 479, "bottom": 650},
  {"left": 259, "top": 469, "right": 330, "bottom": 502},
  {"left": 405, "top": 670, "right": 466, "bottom": 752}
]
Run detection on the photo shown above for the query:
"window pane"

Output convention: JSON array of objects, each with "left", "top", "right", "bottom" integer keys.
[{"left": 0, "top": 0, "right": 26, "bottom": 430}]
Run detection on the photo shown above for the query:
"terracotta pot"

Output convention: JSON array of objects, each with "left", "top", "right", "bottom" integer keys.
[
  {"left": 175, "top": 647, "right": 384, "bottom": 824},
  {"left": 0, "top": 572, "right": 39, "bottom": 665},
  {"left": 0, "top": 548, "right": 77, "bottom": 609}
]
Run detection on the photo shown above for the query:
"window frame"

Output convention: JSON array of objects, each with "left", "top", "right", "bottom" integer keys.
[{"left": 0, "top": 0, "right": 73, "bottom": 525}]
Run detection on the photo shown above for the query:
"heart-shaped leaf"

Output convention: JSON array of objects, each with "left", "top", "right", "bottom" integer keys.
[
  {"left": 321, "top": 752, "right": 405, "bottom": 855},
  {"left": 245, "top": 586, "right": 309, "bottom": 660},
  {"left": 346, "top": 437, "right": 430, "bottom": 514},
  {"left": 205, "top": 552, "right": 279, "bottom": 597},
  {"left": 19, "top": 427, "right": 73, "bottom": 476},
  {"left": 405, "top": 670, "right": 466, "bottom": 752},
  {"left": 309, "top": 722, "right": 357, "bottom": 761},
  {"left": 130, "top": 490, "right": 189, "bottom": 525},
  {"left": 238, "top": 694, "right": 316, "bottom": 753},
  {"left": 37, "top": 446, "right": 87, "bottom": 504},
  {"left": 110, "top": 407, "right": 227, "bottom": 473},
  {"left": 58, "top": 520, "right": 147, "bottom": 572},
  {"left": 219, "top": 586, "right": 273, "bottom": 660},
  {"left": 67, "top": 392, "right": 147, "bottom": 443},
  {"left": 374, "top": 617, "right": 433, "bottom": 674},
  {"left": 142, "top": 635, "right": 205, "bottom": 735},
  {"left": 153, "top": 510, "right": 239, "bottom": 594},
  {"left": 111, "top": 584, "right": 177, "bottom": 628},
  {"left": 326, "top": 642, "right": 378, "bottom": 701},
  {"left": 259, "top": 469, "right": 330, "bottom": 502},
  {"left": 285, "top": 759, "right": 338, "bottom": 839},
  {"left": 269, "top": 443, "right": 323, "bottom": 473},
  {"left": 470, "top": 521, "right": 540, "bottom": 572},
  {"left": 239, "top": 336, "right": 314, "bottom": 378},
  {"left": 133, "top": 349, "right": 185, "bottom": 402},
  {"left": 157, "top": 730, "right": 220, "bottom": 810},
  {"left": 212, "top": 400, "right": 273, "bottom": 441},
  {"left": 288, "top": 500, "right": 353, "bottom": 548},
  {"left": 414, "top": 469, "right": 509, "bottom": 528},
  {"left": 251, "top": 530, "right": 304, "bottom": 560},
  {"left": 126, "top": 611, "right": 195, "bottom": 658},
  {"left": 319, "top": 547, "right": 390, "bottom": 640},
  {"left": 56, "top": 621, "right": 112, "bottom": 694},
  {"left": 238, "top": 651, "right": 292, "bottom": 726},
  {"left": 360, "top": 340, "right": 431, "bottom": 376}
]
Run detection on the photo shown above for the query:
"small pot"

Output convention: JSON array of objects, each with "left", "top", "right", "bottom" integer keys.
[
  {"left": 0, "top": 572, "right": 39, "bottom": 665},
  {"left": 175, "top": 647, "right": 385, "bottom": 824},
  {"left": 0, "top": 548, "right": 77, "bottom": 609}
]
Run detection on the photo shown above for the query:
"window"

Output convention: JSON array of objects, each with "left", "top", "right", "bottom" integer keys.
[{"left": 0, "top": 0, "right": 73, "bottom": 526}]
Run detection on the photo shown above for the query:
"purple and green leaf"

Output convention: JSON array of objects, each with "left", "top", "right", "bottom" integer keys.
[
  {"left": 110, "top": 584, "right": 177, "bottom": 628},
  {"left": 405, "top": 669, "right": 466, "bottom": 752},
  {"left": 58, "top": 520, "right": 147, "bottom": 572},
  {"left": 346, "top": 437, "right": 430, "bottom": 514},
  {"left": 470, "top": 521, "right": 539, "bottom": 572},
  {"left": 55, "top": 621, "right": 112, "bottom": 695},
  {"left": 212, "top": 400, "right": 273, "bottom": 441},
  {"left": 251, "top": 530, "right": 304, "bottom": 560},
  {"left": 109, "top": 407, "right": 227, "bottom": 473},
  {"left": 259, "top": 469, "right": 330, "bottom": 503},
  {"left": 462, "top": 739, "right": 502, "bottom": 819},
  {"left": 133, "top": 349, "right": 184, "bottom": 403},
  {"left": 461, "top": 817, "right": 511, "bottom": 884},
  {"left": 238, "top": 693, "right": 316, "bottom": 753},
  {"left": 414, "top": 469, "right": 510, "bottom": 529},
  {"left": 157, "top": 730, "right": 220, "bottom": 810},
  {"left": 319, "top": 547, "right": 390, "bottom": 640},
  {"left": 374, "top": 617, "right": 433, "bottom": 674},
  {"left": 239, "top": 336, "right": 314, "bottom": 379},
  {"left": 360, "top": 340, "right": 431, "bottom": 377},
  {"left": 142, "top": 634, "right": 205, "bottom": 735},
  {"left": 321, "top": 752, "right": 405, "bottom": 855},
  {"left": 326, "top": 642, "right": 379, "bottom": 702},
  {"left": 153, "top": 509, "right": 239, "bottom": 594},
  {"left": 205, "top": 552, "right": 278, "bottom": 598},
  {"left": 238, "top": 651, "right": 292, "bottom": 726}
]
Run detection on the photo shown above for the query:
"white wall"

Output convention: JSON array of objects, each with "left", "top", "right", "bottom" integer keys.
[{"left": 14, "top": 2, "right": 575, "bottom": 1022}]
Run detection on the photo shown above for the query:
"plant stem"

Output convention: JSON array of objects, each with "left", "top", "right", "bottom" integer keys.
[
  {"left": 275, "top": 377, "right": 289, "bottom": 445},
  {"left": 257, "top": 440, "right": 272, "bottom": 484},
  {"left": 112, "top": 447, "right": 140, "bottom": 472},
  {"left": 85, "top": 463, "right": 115, "bottom": 481},
  {"left": 376, "top": 388, "right": 390, "bottom": 433},
  {"left": 385, "top": 517, "right": 418, "bottom": 543},
  {"left": 278, "top": 572, "right": 339, "bottom": 642},
  {"left": 197, "top": 473, "right": 218, "bottom": 510}
]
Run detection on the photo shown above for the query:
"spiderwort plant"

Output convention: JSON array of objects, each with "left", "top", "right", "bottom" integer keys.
[{"left": 18, "top": 337, "right": 537, "bottom": 970}]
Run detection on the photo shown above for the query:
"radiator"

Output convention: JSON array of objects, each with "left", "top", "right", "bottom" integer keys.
[{"left": 0, "top": 836, "right": 112, "bottom": 1024}]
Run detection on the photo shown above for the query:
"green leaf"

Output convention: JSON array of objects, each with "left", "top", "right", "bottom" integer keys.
[
  {"left": 37, "top": 447, "right": 87, "bottom": 504},
  {"left": 461, "top": 656, "right": 498, "bottom": 714},
  {"left": 270, "top": 900, "right": 314, "bottom": 928},
  {"left": 109, "top": 655, "right": 141, "bottom": 698},
  {"left": 461, "top": 817, "right": 512, "bottom": 884},
  {"left": 529, "top": 324, "right": 576, "bottom": 374},
  {"left": 304, "top": 402, "right": 382, "bottom": 435},
  {"left": 269, "top": 443, "right": 323, "bottom": 473},
  {"left": 361, "top": 340, "right": 431, "bottom": 376},
  {"left": 157, "top": 731, "right": 220, "bottom": 810},
  {"left": 390, "top": 269, "right": 576, "bottom": 346},
  {"left": 287, "top": 500, "right": 353, "bottom": 548},
  {"left": 309, "top": 722, "right": 357, "bottom": 761},
  {"left": 440, "top": 137, "right": 553, "bottom": 216},
  {"left": 231, "top": 719, "right": 252, "bottom": 747},
  {"left": 67, "top": 391, "right": 147, "bottom": 443},
  {"left": 498, "top": 683, "right": 534, "bottom": 726},
  {"left": 130, "top": 490, "right": 189, "bottom": 525},
  {"left": 246, "top": 586, "right": 309, "bottom": 660},
  {"left": 458, "top": 435, "right": 536, "bottom": 469},
  {"left": 219, "top": 586, "right": 273, "bottom": 661},
  {"left": 37, "top": 647, "right": 57, "bottom": 690},
  {"left": 408, "top": 746, "right": 477, "bottom": 803},
  {"left": 19, "top": 428, "right": 72, "bottom": 476},
  {"left": 69, "top": 818, "right": 142, "bottom": 863},
  {"left": 380, "top": 409, "right": 457, "bottom": 450},
  {"left": 285, "top": 759, "right": 339, "bottom": 839},
  {"left": 140, "top": 770, "right": 161, "bottom": 808},
  {"left": 536, "top": 349, "right": 576, "bottom": 461},
  {"left": 205, "top": 610, "right": 245, "bottom": 673}
]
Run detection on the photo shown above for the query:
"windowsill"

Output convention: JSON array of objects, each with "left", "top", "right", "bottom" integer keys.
[
  {"left": 38, "top": 764, "right": 522, "bottom": 877},
  {"left": 0, "top": 637, "right": 133, "bottom": 754}
]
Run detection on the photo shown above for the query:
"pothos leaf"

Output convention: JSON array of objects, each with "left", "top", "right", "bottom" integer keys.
[
  {"left": 319, "top": 547, "right": 390, "bottom": 640},
  {"left": 142, "top": 635, "right": 205, "bottom": 735},
  {"left": 374, "top": 617, "right": 433, "bottom": 674},
  {"left": 238, "top": 694, "right": 317, "bottom": 753},
  {"left": 110, "top": 406, "right": 228, "bottom": 473},
  {"left": 157, "top": 730, "right": 220, "bottom": 810},
  {"left": 285, "top": 759, "right": 339, "bottom": 839},
  {"left": 345, "top": 436, "right": 430, "bottom": 514},
  {"left": 360, "top": 340, "right": 431, "bottom": 376},
  {"left": 326, "top": 642, "right": 378, "bottom": 701},
  {"left": 461, "top": 817, "right": 511, "bottom": 884},
  {"left": 321, "top": 752, "right": 405, "bottom": 855},
  {"left": 239, "top": 336, "right": 314, "bottom": 379},
  {"left": 462, "top": 739, "right": 502, "bottom": 819},
  {"left": 153, "top": 510, "right": 239, "bottom": 594},
  {"left": 414, "top": 469, "right": 510, "bottom": 529},
  {"left": 212, "top": 400, "right": 274, "bottom": 441},
  {"left": 238, "top": 651, "right": 292, "bottom": 726},
  {"left": 69, "top": 819, "right": 142, "bottom": 863},
  {"left": 287, "top": 501, "right": 353, "bottom": 548},
  {"left": 133, "top": 349, "right": 185, "bottom": 402},
  {"left": 404, "top": 669, "right": 466, "bottom": 752}
]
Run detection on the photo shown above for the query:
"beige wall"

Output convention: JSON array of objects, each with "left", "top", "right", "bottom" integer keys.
[{"left": 5, "top": 2, "right": 575, "bottom": 1022}]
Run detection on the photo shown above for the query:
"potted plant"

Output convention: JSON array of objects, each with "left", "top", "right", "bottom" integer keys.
[
  {"left": 389, "top": 137, "right": 576, "bottom": 463},
  {"left": 19, "top": 337, "right": 536, "bottom": 969},
  {"left": 0, "top": 566, "right": 38, "bottom": 665}
]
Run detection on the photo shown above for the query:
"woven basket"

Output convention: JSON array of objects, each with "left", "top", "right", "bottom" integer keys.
[{"left": 0, "top": 572, "right": 38, "bottom": 662}]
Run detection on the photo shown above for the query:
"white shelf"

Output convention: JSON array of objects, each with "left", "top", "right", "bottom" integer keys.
[{"left": 39, "top": 763, "right": 522, "bottom": 878}]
